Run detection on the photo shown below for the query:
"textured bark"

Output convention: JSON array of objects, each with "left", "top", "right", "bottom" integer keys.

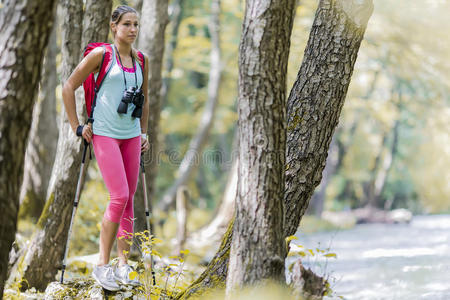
[
  {"left": 15, "top": 0, "right": 112, "bottom": 291},
  {"left": 226, "top": 0, "right": 296, "bottom": 291},
  {"left": 134, "top": 0, "right": 169, "bottom": 234},
  {"left": 19, "top": 22, "right": 58, "bottom": 221},
  {"left": 0, "top": 0, "right": 57, "bottom": 297},
  {"left": 178, "top": 0, "right": 373, "bottom": 296},
  {"left": 82, "top": 0, "right": 112, "bottom": 46},
  {"left": 283, "top": 0, "right": 373, "bottom": 237},
  {"left": 159, "top": 0, "right": 223, "bottom": 212}
]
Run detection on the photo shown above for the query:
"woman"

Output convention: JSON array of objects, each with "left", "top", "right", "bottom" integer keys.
[{"left": 62, "top": 5, "right": 149, "bottom": 291}]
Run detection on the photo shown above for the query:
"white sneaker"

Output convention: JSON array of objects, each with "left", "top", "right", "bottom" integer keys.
[
  {"left": 92, "top": 264, "right": 121, "bottom": 291},
  {"left": 114, "top": 264, "right": 141, "bottom": 286}
]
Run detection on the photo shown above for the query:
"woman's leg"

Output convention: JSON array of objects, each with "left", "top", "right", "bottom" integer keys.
[
  {"left": 116, "top": 136, "right": 141, "bottom": 265},
  {"left": 93, "top": 135, "right": 130, "bottom": 265}
]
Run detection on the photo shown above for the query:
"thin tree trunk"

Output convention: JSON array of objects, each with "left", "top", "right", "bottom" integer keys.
[
  {"left": 161, "top": 0, "right": 185, "bottom": 107},
  {"left": 365, "top": 132, "right": 388, "bottom": 208},
  {"left": 19, "top": 22, "right": 59, "bottom": 221},
  {"left": 159, "top": 0, "right": 223, "bottom": 212},
  {"left": 134, "top": 0, "right": 169, "bottom": 234},
  {"left": 174, "top": 186, "right": 189, "bottom": 255},
  {"left": 14, "top": 0, "right": 112, "bottom": 291},
  {"left": 187, "top": 159, "right": 237, "bottom": 248},
  {"left": 0, "top": 0, "right": 57, "bottom": 297},
  {"left": 226, "top": 0, "right": 296, "bottom": 291},
  {"left": 176, "top": 0, "right": 373, "bottom": 297},
  {"left": 308, "top": 135, "right": 339, "bottom": 217},
  {"left": 187, "top": 130, "right": 239, "bottom": 249}
]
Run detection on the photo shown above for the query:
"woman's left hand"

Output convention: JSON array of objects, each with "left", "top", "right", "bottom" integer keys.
[{"left": 141, "top": 135, "right": 149, "bottom": 152}]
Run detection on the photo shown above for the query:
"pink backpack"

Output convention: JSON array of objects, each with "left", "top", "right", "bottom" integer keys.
[{"left": 82, "top": 43, "right": 145, "bottom": 119}]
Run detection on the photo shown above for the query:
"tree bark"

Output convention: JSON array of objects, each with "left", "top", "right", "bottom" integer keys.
[
  {"left": 159, "top": 0, "right": 223, "bottom": 212},
  {"left": 14, "top": 0, "right": 111, "bottom": 291},
  {"left": 0, "top": 0, "right": 57, "bottom": 297},
  {"left": 283, "top": 0, "right": 373, "bottom": 237},
  {"left": 176, "top": 0, "right": 373, "bottom": 297},
  {"left": 134, "top": 0, "right": 169, "bottom": 234},
  {"left": 226, "top": 0, "right": 296, "bottom": 291},
  {"left": 19, "top": 21, "right": 59, "bottom": 221}
]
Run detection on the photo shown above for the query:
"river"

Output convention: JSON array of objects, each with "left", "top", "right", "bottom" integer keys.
[{"left": 289, "top": 214, "right": 450, "bottom": 299}]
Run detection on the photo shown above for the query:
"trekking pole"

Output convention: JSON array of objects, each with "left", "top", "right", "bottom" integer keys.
[
  {"left": 140, "top": 153, "right": 156, "bottom": 285},
  {"left": 60, "top": 138, "right": 89, "bottom": 284}
]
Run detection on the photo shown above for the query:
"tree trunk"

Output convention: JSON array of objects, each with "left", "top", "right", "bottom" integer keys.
[
  {"left": 161, "top": 0, "right": 185, "bottom": 108},
  {"left": 308, "top": 135, "right": 339, "bottom": 217},
  {"left": 174, "top": 186, "right": 189, "bottom": 255},
  {"left": 19, "top": 21, "right": 59, "bottom": 221},
  {"left": 187, "top": 159, "right": 237, "bottom": 248},
  {"left": 377, "top": 118, "right": 399, "bottom": 208},
  {"left": 226, "top": 0, "right": 296, "bottom": 291},
  {"left": 176, "top": 0, "right": 373, "bottom": 297},
  {"left": 159, "top": 0, "right": 223, "bottom": 212},
  {"left": 283, "top": 0, "right": 373, "bottom": 237},
  {"left": 0, "top": 0, "right": 57, "bottom": 297},
  {"left": 14, "top": 0, "right": 111, "bottom": 291},
  {"left": 134, "top": 0, "right": 169, "bottom": 234},
  {"left": 365, "top": 132, "right": 388, "bottom": 208}
]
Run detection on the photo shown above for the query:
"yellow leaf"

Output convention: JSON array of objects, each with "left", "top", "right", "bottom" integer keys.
[
  {"left": 308, "top": 249, "right": 315, "bottom": 256},
  {"left": 180, "top": 249, "right": 190, "bottom": 255},
  {"left": 285, "top": 235, "right": 298, "bottom": 242},
  {"left": 324, "top": 253, "right": 337, "bottom": 258},
  {"left": 129, "top": 271, "right": 138, "bottom": 280},
  {"left": 152, "top": 238, "right": 163, "bottom": 244},
  {"left": 152, "top": 250, "right": 162, "bottom": 258}
]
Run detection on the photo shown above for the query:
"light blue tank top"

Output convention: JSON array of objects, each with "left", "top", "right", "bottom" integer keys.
[{"left": 93, "top": 46, "right": 143, "bottom": 139}]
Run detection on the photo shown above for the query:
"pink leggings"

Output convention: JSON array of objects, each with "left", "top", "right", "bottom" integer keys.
[{"left": 92, "top": 135, "right": 141, "bottom": 239}]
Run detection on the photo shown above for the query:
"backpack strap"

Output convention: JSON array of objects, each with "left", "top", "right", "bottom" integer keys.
[
  {"left": 89, "top": 44, "right": 113, "bottom": 122},
  {"left": 136, "top": 50, "right": 145, "bottom": 88}
]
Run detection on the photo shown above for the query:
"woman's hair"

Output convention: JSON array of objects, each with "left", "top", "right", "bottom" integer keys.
[
  {"left": 111, "top": 5, "right": 141, "bottom": 63},
  {"left": 111, "top": 5, "right": 138, "bottom": 26}
]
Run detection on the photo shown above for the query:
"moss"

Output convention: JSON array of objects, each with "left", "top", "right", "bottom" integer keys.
[
  {"left": 37, "top": 192, "right": 54, "bottom": 229},
  {"left": 287, "top": 114, "right": 302, "bottom": 131}
]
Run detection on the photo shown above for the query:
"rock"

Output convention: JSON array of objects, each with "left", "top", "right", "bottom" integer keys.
[
  {"left": 387, "top": 208, "right": 413, "bottom": 224},
  {"left": 44, "top": 279, "right": 150, "bottom": 300},
  {"left": 289, "top": 259, "right": 327, "bottom": 300},
  {"left": 321, "top": 211, "right": 357, "bottom": 228}
]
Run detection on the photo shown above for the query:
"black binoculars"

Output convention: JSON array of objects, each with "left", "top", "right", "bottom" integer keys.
[{"left": 117, "top": 86, "right": 144, "bottom": 118}]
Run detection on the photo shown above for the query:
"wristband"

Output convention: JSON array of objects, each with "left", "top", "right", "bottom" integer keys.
[
  {"left": 76, "top": 125, "right": 84, "bottom": 137},
  {"left": 141, "top": 133, "right": 147, "bottom": 139}
]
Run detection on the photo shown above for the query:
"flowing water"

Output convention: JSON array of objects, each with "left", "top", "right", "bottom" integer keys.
[{"left": 289, "top": 215, "right": 450, "bottom": 300}]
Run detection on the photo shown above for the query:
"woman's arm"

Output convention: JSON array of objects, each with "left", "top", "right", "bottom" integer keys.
[{"left": 62, "top": 47, "right": 103, "bottom": 142}]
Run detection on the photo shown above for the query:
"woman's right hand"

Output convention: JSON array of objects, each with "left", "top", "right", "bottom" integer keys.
[{"left": 82, "top": 123, "right": 93, "bottom": 143}]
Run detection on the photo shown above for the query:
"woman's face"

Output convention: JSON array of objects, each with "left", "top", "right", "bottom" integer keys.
[{"left": 112, "top": 12, "right": 139, "bottom": 44}]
